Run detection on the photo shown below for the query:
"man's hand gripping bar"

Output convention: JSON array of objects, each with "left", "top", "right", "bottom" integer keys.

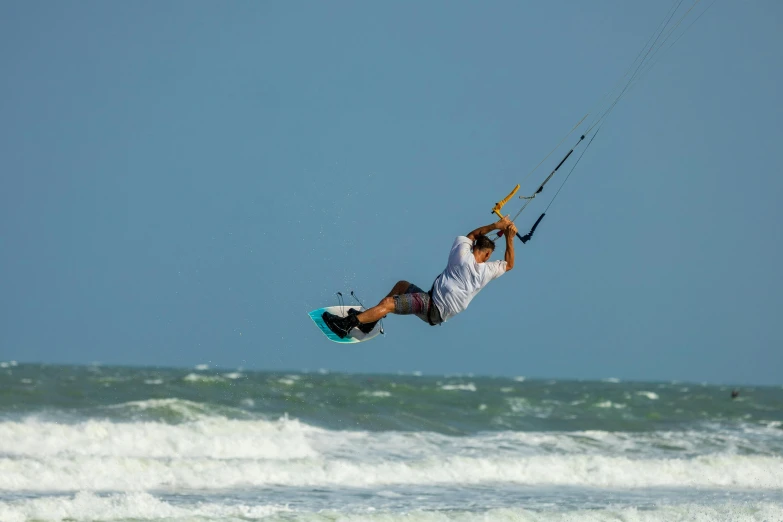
[
  {"left": 492, "top": 184, "right": 545, "bottom": 244},
  {"left": 492, "top": 184, "right": 525, "bottom": 241}
]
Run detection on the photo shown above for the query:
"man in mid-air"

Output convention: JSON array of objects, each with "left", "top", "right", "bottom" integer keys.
[{"left": 323, "top": 215, "right": 517, "bottom": 338}]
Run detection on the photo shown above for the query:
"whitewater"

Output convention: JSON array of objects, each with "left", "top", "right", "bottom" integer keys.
[{"left": 0, "top": 364, "right": 781, "bottom": 521}]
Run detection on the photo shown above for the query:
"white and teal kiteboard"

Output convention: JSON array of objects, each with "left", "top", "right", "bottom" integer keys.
[{"left": 308, "top": 305, "right": 382, "bottom": 343}]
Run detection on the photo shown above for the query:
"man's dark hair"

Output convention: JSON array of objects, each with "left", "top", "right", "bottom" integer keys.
[{"left": 473, "top": 234, "right": 495, "bottom": 252}]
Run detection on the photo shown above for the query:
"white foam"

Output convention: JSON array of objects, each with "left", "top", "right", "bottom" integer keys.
[
  {"left": 595, "top": 401, "right": 626, "bottom": 409},
  {"left": 108, "top": 398, "right": 241, "bottom": 421},
  {"left": 0, "top": 416, "right": 318, "bottom": 461},
  {"left": 2, "top": 494, "right": 780, "bottom": 522},
  {"left": 440, "top": 383, "right": 476, "bottom": 392},
  {"left": 506, "top": 397, "right": 554, "bottom": 417},
  {"left": 2, "top": 414, "right": 782, "bottom": 492},
  {"left": 276, "top": 504, "right": 783, "bottom": 522},
  {"left": 0, "top": 492, "right": 290, "bottom": 522},
  {"left": 636, "top": 391, "right": 660, "bottom": 400},
  {"left": 4, "top": 414, "right": 778, "bottom": 462},
  {"left": 360, "top": 391, "right": 392, "bottom": 398},
  {"left": 1, "top": 451, "right": 781, "bottom": 491},
  {"left": 240, "top": 503, "right": 783, "bottom": 522},
  {"left": 183, "top": 373, "right": 224, "bottom": 383}
]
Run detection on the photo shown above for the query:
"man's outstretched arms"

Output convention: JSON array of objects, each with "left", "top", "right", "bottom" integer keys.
[
  {"left": 466, "top": 216, "right": 517, "bottom": 271},
  {"left": 466, "top": 215, "right": 512, "bottom": 241}
]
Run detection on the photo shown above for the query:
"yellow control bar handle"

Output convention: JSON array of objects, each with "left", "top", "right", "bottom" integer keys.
[{"left": 492, "top": 184, "right": 519, "bottom": 220}]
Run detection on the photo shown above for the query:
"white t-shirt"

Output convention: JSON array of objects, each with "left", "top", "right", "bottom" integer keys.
[{"left": 431, "top": 236, "right": 507, "bottom": 322}]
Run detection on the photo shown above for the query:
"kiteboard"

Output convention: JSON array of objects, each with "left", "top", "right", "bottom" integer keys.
[{"left": 308, "top": 305, "right": 382, "bottom": 343}]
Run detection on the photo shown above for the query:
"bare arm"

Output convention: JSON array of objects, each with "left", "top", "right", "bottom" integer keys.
[
  {"left": 466, "top": 215, "right": 511, "bottom": 241},
  {"left": 504, "top": 222, "right": 517, "bottom": 271}
]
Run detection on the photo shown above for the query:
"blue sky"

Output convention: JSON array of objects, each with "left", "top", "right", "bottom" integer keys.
[{"left": 1, "top": 1, "right": 781, "bottom": 385}]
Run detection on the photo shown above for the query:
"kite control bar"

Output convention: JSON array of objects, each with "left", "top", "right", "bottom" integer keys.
[
  {"left": 492, "top": 184, "right": 526, "bottom": 242},
  {"left": 492, "top": 184, "right": 519, "bottom": 221},
  {"left": 492, "top": 184, "right": 545, "bottom": 244}
]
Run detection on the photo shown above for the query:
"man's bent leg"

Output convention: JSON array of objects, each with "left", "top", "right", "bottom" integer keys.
[
  {"left": 353, "top": 281, "right": 410, "bottom": 324},
  {"left": 386, "top": 280, "right": 411, "bottom": 297},
  {"left": 323, "top": 281, "right": 412, "bottom": 338},
  {"left": 356, "top": 297, "right": 395, "bottom": 324},
  {"left": 354, "top": 280, "right": 424, "bottom": 325}
]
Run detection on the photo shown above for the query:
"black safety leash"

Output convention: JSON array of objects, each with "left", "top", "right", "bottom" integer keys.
[
  {"left": 520, "top": 213, "right": 546, "bottom": 244},
  {"left": 514, "top": 128, "right": 602, "bottom": 244}
]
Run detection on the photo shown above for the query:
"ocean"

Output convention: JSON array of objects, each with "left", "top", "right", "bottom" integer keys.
[{"left": 0, "top": 362, "right": 781, "bottom": 521}]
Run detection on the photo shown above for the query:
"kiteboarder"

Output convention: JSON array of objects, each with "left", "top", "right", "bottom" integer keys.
[{"left": 322, "top": 216, "right": 517, "bottom": 338}]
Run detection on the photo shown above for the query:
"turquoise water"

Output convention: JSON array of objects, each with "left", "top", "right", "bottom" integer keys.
[{"left": 1, "top": 363, "right": 782, "bottom": 521}]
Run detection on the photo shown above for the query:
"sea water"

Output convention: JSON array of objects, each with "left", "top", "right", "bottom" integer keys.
[{"left": 0, "top": 363, "right": 781, "bottom": 521}]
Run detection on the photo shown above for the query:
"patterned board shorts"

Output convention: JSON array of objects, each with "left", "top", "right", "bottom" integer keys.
[{"left": 393, "top": 283, "right": 443, "bottom": 325}]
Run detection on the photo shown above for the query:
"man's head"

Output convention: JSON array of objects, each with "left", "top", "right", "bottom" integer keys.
[{"left": 472, "top": 234, "right": 495, "bottom": 263}]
